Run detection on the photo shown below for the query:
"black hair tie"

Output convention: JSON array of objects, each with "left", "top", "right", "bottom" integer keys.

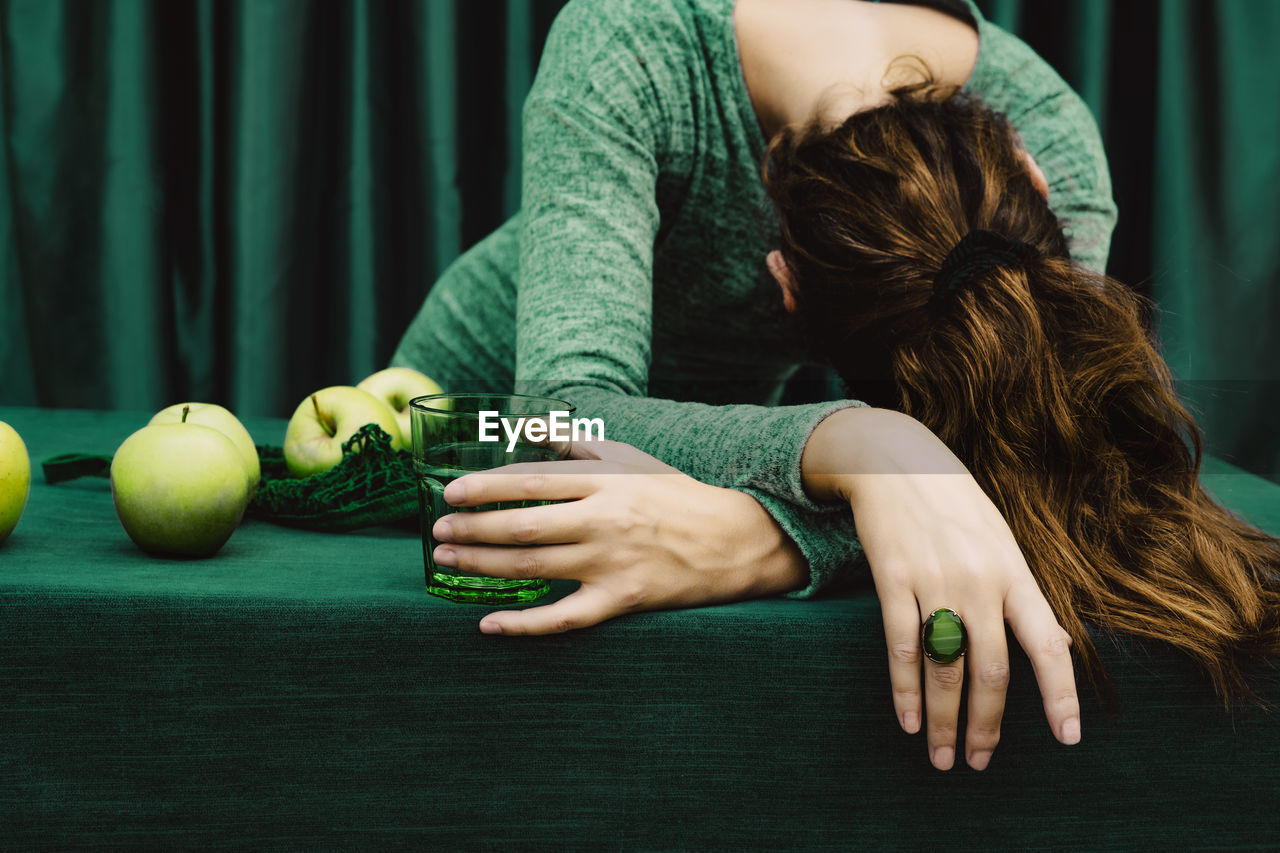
[{"left": 931, "top": 229, "right": 1042, "bottom": 301}]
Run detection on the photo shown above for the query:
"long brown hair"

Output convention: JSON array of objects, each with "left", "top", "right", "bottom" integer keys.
[{"left": 763, "top": 87, "right": 1280, "bottom": 701}]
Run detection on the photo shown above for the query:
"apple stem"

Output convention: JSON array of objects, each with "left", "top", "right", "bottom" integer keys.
[
  {"left": 311, "top": 394, "right": 337, "bottom": 438},
  {"left": 181, "top": 405, "right": 190, "bottom": 424}
]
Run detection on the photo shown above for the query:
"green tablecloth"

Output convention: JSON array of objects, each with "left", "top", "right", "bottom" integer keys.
[{"left": 2, "top": 405, "right": 1278, "bottom": 849}]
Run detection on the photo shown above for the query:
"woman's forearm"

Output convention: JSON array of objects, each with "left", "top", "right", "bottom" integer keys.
[
  {"left": 720, "top": 489, "right": 810, "bottom": 598},
  {"left": 801, "top": 407, "right": 969, "bottom": 506}
]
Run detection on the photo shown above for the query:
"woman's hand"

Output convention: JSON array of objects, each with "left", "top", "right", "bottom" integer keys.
[
  {"left": 430, "top": 440, "right": 808, "bottom": 635},
  {"left": 803, "top": 407, "right": 1081, "bottom": 772}
]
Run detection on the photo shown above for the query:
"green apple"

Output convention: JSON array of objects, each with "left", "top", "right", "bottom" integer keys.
[
  {"left": 110, "top": 407, "right": 251, "bottom": 556},
  {"left": 283, "top": 385, "right": 404, "bottom": 477},
  {"left": 356, "top": 367, "right": 443, "bottom": 441},
  {"left": 0, "top": 420, "right": 31, "bottom": 544},
  {"left": 149, "top": 402, "right": 260, "bottom": 492}
]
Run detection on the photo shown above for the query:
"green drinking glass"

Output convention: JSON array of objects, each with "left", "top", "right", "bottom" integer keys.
[{"left": 409, "top": 393, "right": 575, "bottom": 604}]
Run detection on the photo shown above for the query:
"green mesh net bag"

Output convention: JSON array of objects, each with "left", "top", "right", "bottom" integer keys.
[
  {"left": 41, "top": 422, "right": 418, "bottom": 532},
  {"left": 249, "top": 423, "right": 418, "bottom": 531}
]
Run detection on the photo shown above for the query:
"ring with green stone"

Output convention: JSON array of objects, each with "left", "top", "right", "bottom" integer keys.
[{"left": 921, "top": 607, "right": 967, "bottom": 664}]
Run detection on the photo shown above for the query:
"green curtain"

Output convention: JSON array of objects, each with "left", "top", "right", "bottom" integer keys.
[
  {"left": 0, "top": 0, "right": 564, "bottom": 415},
  {"left": 1151, "top": 0, "right": 1280, "bottom": 483},
  {"left": 978, "top": 0, "right": 1280, "bottom": 481},
  {"left": 1, "top": 0, "right": 1277, "bottom": 480}
]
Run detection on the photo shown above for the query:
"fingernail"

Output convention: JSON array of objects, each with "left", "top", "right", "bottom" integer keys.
[
  {"left": 902, "top": 712, "right": 920, "bottom": 734},
  {"left": 432, "top": 520, "right": 453, "bottom": 542},
  {"left": 444, "top": 481, "right": 467, "bottom": 504},
  {"left": 479, "top": 620, "right": 502, "bottom": 635},
  {"left": 932, "top": 746, "right": 954, "bottom": 770},
  {"left": 969, "top": 750, "right": 992, "bottom": 771},
  {"left": 433, "top": 546, "right": 456, "bottom": 567},
  {"left": 1062, "top": 717, "right": 1081, "bottom": 745}
]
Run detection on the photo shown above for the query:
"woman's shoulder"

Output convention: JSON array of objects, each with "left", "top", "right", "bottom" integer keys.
[
  {"left": 965, "top": 16, "right": 1076, "bottom": 116},
  {"left": 532, "top": 0, "right": 732, "bottom": 103},
  {"left": 963, "top": 14, "right": 1117, "bottom": 270},
  {"left": 527, "top": 0, "right": 748, "bottom": 166},
  {"left": 961, "top": 4, "right": 1097, "bottom": 137}
]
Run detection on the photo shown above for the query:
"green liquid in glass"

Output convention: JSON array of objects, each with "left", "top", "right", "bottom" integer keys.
[{"left": 418, "top": 441, "right": 557, "bottom": 604}]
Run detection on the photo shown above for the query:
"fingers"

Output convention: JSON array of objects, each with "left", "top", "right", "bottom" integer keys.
[
  {"left": 434, "top": 501, "right": 586, "bottom": 547},
  {"left": 920, "top": 604, "right": 965, "bottom": 772},
  {"left": 443, "top": 463, "right": 608, "bottom": 506},
  {"left": 478, "top": 584, "right": 620, "bottom": 636},
  {"left": 433, "top": 541, "right": 594, "bottom": 582},
  {"left": 447, "top": 442, "right": 680, "bottom": 507},
  {"left": 878, "top": 587, "right": 924, "bottom": 737},
  {"left": 899, "top": 588, "right": 1072, "bottom": 773},
  {"left": 1006, "top": 581, "right": 1081, "bottom": 745},
  {"left": 963, "top": 609, "right": 1010, "bottom": 771}
]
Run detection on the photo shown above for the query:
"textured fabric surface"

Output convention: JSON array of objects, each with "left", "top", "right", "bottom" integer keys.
[
  {"left": 3, "top": 405, "right": 1279, "bottom": 849},
  {"left": 391, "top": 0, "right": 1116, "bottom": 599}
]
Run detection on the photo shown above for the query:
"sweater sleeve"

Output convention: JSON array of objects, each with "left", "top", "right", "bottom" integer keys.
[
  {"left": 515, "top": 6, "right": 866, "bottom": 594},
  {"left": 963, "top": 10, "right": 1118, "bottom": 272}
]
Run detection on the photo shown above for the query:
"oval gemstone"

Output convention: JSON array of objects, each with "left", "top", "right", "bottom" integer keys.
[{"left": 922, "top": 608, "right": 967, "bottom": 664}]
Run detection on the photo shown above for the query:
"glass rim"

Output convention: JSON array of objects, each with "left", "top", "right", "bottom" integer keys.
[{"left": 408, "top": 392, "right": 575, "bottom": 418}]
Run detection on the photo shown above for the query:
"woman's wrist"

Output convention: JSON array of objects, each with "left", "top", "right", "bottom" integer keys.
[
  {"left": 719, "top": 488, "right": 808, "bottom": 597},
  {"left": 801, "top": 407, "right": 966, "bottom": 506}
]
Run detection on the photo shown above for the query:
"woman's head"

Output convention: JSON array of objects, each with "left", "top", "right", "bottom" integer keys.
[
  {"left": 763, "top": 89, "right": 1069, "bottom": 406},
  {"left": 763, "top": 89, "right": 1280, "bottom": 701}
]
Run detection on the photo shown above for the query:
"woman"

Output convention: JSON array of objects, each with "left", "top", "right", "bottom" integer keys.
[
  {"left": 391, "top": 0, "right": 1258, "bottom": 773},
  {"left": 764, "top": 89, "right": 1280, "bottom": 702}
]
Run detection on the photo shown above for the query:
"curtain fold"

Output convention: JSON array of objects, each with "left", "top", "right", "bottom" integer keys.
[
  {"left": 0, "top": 0, "right": 1276, "bottom": 478},
  {"left": 1152, "top": 0, "right": 1280, "bottom": 479},
  {"left": 0, "top": 0, "right": 526, "bottom": 417}
]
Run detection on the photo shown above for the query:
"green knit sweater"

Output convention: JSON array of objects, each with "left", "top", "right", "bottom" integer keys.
[{"left": 392, "top": 0, "right": 1116, "bottom": 596}]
